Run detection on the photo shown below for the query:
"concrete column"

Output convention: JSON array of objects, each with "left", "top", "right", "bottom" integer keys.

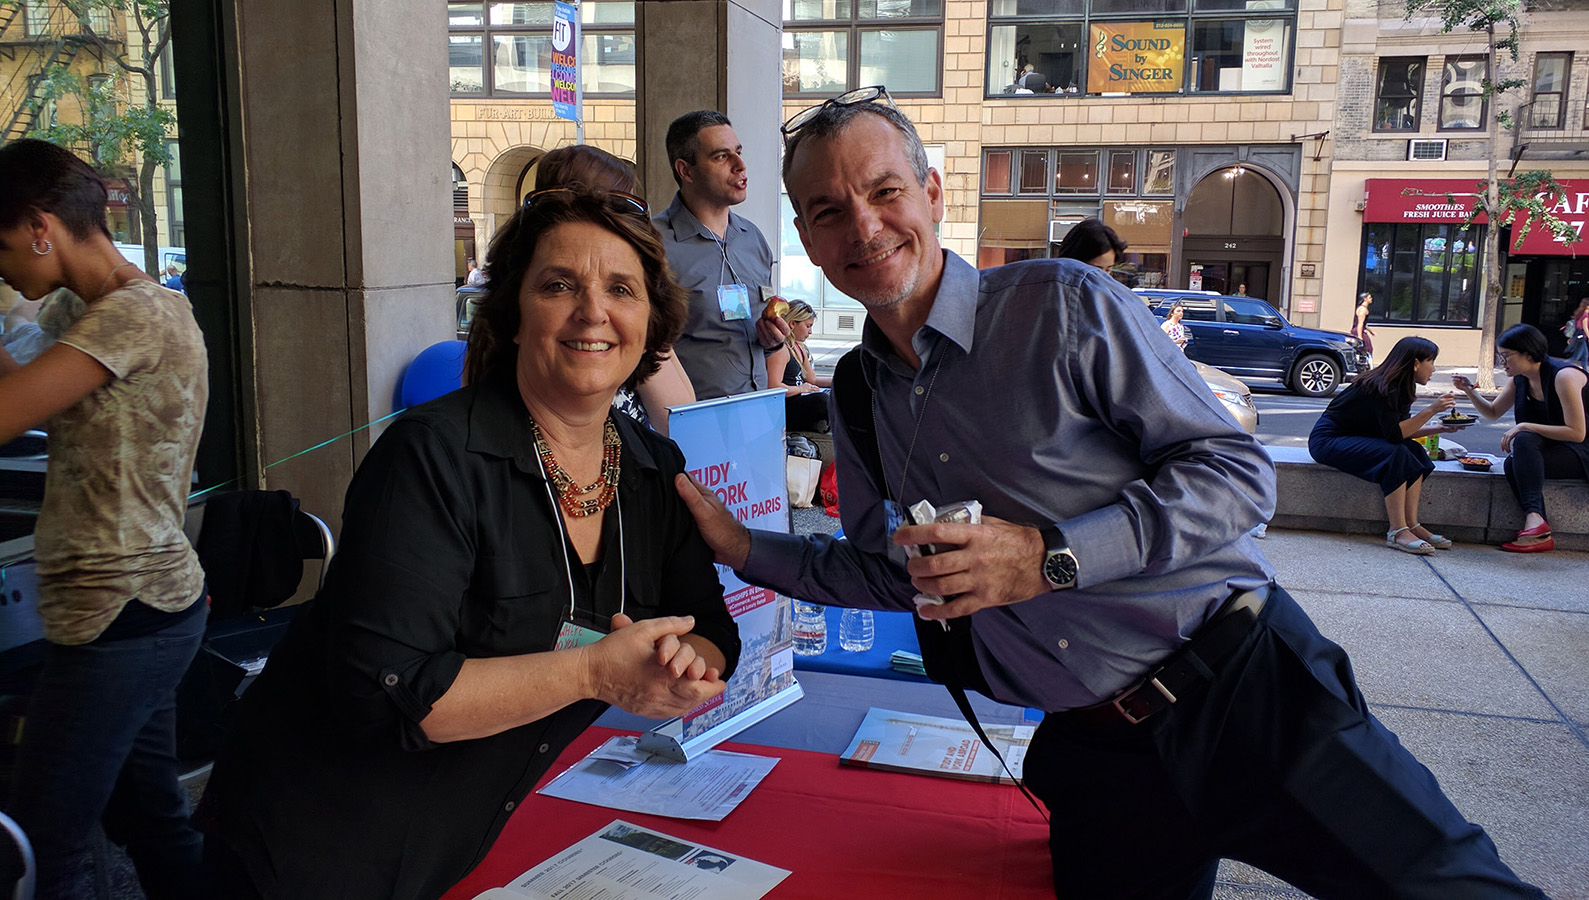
[
  {"left": 635, "top": 0, "right": 782, "bottom": 261},
  {"left": 233, "top": 0, "right": 454, "bottom": 525}
]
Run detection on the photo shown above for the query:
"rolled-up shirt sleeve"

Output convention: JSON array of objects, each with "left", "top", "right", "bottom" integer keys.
[
  {"left": 1061, "top": 276, "right": 1277, "bottom": 587},
  {"left": 739, "top": 378, "right": 917, "bottom": 612},
  {"left": 316, "top": 418, "right": 476, "bottom": 751}
]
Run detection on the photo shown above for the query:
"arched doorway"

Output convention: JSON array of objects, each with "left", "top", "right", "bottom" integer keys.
[
  {"left": 1182, "top": 166, "right": 1285, "bottom": 301},
  {"left": 481, "top": 145, "right": 547, "bottom": 241}
]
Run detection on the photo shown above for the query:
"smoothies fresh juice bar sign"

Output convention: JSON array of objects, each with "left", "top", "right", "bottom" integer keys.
[{"left": 1088, "top": 21, "right": 1185, "bottom": 93}]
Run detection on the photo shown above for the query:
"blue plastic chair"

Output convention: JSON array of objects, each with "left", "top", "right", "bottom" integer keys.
[{"left": 400, "top": 340, "right": 468, "bottom": 408}]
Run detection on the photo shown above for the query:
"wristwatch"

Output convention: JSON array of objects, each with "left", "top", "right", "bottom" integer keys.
[{"left": 1038, "top": 524, "right": 1078, "bottom": 591}]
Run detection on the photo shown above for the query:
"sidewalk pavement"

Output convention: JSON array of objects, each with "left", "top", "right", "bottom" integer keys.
[{"left": 791, "top": 508, "right": 1589, "bottom": 899}]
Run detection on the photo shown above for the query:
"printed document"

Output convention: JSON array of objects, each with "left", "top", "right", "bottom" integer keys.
[{"left": 537, "top": 735, "right": 777, "bottom": 821}]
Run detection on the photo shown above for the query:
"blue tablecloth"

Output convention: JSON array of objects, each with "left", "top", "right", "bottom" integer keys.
[{"left": 792, "top": 606, "right": 928, "bottom": 682}]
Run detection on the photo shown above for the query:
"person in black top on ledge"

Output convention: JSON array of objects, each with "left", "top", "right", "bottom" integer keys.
[
  {"left": 1453, "top": 323, "right": 1589, "bottom": 553},
  {"left": 198, "top": 188, "right": 741, "bottom": 900},
  {"left": 1309, "top": 335, "right": 1461, "bottom": 554}
]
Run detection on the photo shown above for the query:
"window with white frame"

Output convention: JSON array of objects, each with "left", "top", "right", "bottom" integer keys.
[
  {"left": 1373, "top": 57, "right": 1423, "bottom": 132},
  {"left": 782, "top": 0, "right": 944, "bottom": 97},
  {"left": 1528, "top": 52, "right": 1571, "bottom": 129},
  {"left": 1438, "top": 56, "right": 1487, "bottom": 130},
  {"left": 446, "top": 1, "right": 635, "bottom": 96}
]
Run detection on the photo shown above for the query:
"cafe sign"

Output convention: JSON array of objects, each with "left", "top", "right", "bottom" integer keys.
[{"left": 1088, "top": 21, "right": 1186, "bottom": 94}]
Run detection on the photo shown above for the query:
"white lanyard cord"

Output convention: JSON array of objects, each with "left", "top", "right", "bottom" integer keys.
[{"left": 532, "top": 431, "right": 626, "bottom": 622}]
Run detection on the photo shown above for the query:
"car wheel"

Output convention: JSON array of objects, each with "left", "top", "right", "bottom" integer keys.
[{"left": 1291, "top": 353, "right": 1341, "bottom": 397}]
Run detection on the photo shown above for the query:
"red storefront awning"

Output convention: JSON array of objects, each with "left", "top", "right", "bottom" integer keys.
[{"left": 1363, "top": 178, "right": 1585, "bottom": 256}]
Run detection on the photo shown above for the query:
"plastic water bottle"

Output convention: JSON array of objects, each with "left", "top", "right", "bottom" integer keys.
[
  {"left": 839, "top": 608, "right": 875, "bottom": 652},
  {"left": 791, "top": 601, "right": 828, "bottom": 656}
]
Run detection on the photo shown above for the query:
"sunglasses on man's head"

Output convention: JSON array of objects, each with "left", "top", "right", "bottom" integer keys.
[
  {"left": 522, "top": 187, "right": 649, "bottom": 218},
  {"left": 781, "top": 85, "right": 896, "bottom": 136}
]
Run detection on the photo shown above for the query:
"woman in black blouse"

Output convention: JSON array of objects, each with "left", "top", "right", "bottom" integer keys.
[
  {"left": 199, "top": 189, "right": 741, "bottom": 900},
  {"left": 1309, "top": 336, "right": 1459, "bottom": 554},
  {"left": 1453, "top": 324, "right": 1589, "bottom": 552}
]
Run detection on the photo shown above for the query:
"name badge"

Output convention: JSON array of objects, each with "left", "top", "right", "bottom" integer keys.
[
  {"left": 554, "top": 620, "right": 607, "bottom": 650},
  {"left": 717, "top": 283, "right": 751, "bottom": 321}
]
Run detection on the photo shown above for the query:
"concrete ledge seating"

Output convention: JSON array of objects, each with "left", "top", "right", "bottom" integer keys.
[{"left": 1265, "top": 445, "right": 1589, "bottom": 551}]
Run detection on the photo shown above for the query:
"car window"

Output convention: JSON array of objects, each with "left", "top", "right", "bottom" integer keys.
[
  {"left": 1174, "top": 301, "right": 1217, "bottom": 322},
  {"left": 1224, "top": 299, "right": 1277, "bottom": 325}
]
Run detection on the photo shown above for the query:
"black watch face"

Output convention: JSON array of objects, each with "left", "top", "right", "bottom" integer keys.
[{"left": 1044, "top": 551, "right": 1077, "bottom": 588}]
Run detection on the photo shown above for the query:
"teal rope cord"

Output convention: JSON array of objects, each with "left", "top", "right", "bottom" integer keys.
[{"left": 187, "top": 407, "right": 408, "bottom": 502}]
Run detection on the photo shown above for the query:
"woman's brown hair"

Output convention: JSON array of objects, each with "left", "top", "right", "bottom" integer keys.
[{"left": 463, "top": 189, "right": 686, "bottom": 389}]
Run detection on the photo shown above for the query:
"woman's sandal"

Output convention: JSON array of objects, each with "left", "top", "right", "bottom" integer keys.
[
  {"left": 1387, "top": 526, "right": 1436, "bottom": 555},
  {"left": 1409, "top": 523, "right": 1453, "bottom": 550}
]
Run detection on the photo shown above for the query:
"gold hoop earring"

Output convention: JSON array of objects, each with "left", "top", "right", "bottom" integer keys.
[{"left": 31, "top": 239, "right": 53, "bottom": 256}]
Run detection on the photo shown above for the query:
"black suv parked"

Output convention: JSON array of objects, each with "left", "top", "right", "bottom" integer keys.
[{"left": 1135, "top": 289, "right": 1369, "bottom": 397}]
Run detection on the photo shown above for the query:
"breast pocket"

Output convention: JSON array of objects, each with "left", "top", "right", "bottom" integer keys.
[{"left": 463, "top": 555, "right": 568, "bottom": 656}]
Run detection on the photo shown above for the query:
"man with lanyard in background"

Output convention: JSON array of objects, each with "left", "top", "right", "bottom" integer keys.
[{"left": 655, "top": 110, "right": 787, "bottom": 400}]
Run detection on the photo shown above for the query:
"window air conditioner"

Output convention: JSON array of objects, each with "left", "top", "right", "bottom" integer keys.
[
  {"left": 1050, "top": 219, "right": 1078, "bottom": 244},
  {"left": 1408, "top": 139, "right": 1448, "bottom": 161}
]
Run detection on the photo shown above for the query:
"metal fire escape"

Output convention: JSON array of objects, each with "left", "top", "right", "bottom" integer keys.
[{"left": 0, "top": 4, "right": 104, "bottom": 144}]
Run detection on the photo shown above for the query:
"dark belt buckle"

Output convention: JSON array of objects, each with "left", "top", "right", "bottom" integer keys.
[{"left": 1111, "top": 675, "right": 1177, "bottom": 725}]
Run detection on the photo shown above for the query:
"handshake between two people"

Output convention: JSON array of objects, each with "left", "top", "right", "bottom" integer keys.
[{"left": 673, "top": 473, "right": 1053, "bottom": 622}]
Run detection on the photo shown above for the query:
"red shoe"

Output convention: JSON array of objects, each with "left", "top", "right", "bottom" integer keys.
[
  {"left": 1501, "top": 537, "right": 1555, "bottom": 553},
  {"left": 1516, "top": 520, "right": 1552, "bottom": 539}
]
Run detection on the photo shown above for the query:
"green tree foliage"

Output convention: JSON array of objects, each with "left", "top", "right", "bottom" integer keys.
[
  {"left": 5, "top": 0, "right": 175, "bottom": 275},
  {"left": 1402, "top": 0, "right": 1575, "bottom": 389}
]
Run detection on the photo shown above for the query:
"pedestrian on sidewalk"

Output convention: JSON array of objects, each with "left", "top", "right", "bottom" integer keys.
[
  {"left": 1309, "top": 336, "right": 1462, "bottom": 554},
  {"left": 1453, "top": 323, "right": 1588, "bottom": 553},
  {"left": 1351, "top": 292, "right": 1375, "bottom": 365}
]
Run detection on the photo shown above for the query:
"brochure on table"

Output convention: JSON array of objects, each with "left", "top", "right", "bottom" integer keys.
[
  {"left": 537, "top": 735, "right": 778, "bottom": 821},
  {"left": 640, "top": 390, "right": 801, "bottom": 761},
  {"left": 472, "top": 819, "right": 789, "bottom": 900},
  {"left": 840, "top": 707, "right": 1035, "bottom": 784}
]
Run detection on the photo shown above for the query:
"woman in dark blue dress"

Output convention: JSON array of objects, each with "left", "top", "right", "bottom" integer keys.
[{"left": 1309, "top": 336, "right": 1460, "bottom": 554}]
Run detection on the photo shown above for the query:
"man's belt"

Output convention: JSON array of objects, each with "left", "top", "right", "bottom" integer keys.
[{"left": 1062, "top": 584, "right": 1271, "bottom": 727}]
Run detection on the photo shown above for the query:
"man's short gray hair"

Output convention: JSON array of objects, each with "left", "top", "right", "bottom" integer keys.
[{"left": 782, "top": 103, "right": 931, "bottom": 214}]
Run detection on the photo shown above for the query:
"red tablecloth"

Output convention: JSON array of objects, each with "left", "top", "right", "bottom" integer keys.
[{"left": 443, "top": 726, "right": 1053, "bottom": 900}]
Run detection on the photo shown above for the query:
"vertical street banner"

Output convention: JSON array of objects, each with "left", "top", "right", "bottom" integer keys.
[
  {"left": 1240, "top": 0, "right": 1286, "bottom": 91},
  {"left": 639, "top": 390, "right": 801, "bottom": 760},
  {"left": 1087, "top": 21, "right": 1185, "bottom": 94},
  {"left": 551, "top": 1, "right": 579, "bottom": 123}
]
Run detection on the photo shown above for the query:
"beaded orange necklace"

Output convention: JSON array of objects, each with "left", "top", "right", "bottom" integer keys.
[{"left": 531, "top": 418, "right": 621, "bottom": 517}]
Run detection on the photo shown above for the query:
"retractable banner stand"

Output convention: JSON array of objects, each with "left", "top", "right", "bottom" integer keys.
[{"left": 639, "top": 389, "right": 803, "bottom": 761}]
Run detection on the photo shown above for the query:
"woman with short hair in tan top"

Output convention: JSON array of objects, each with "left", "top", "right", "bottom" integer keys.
[{"left": 0, "top": 138, "right": 209, "bottom": 899}]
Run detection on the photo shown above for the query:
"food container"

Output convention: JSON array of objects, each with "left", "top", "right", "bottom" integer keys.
[{"left": 1459, "top": 456, "right": 1493, "bottom": 472}]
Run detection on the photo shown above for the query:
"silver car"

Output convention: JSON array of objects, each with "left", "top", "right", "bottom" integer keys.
[{"left": 1194, "top": 360, "right": 1258, "bottom": 434}]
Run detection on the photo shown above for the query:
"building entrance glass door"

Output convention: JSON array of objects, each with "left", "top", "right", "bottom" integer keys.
[{"left": 1186, "top": 261, "right": 1271, "bottom": 299}]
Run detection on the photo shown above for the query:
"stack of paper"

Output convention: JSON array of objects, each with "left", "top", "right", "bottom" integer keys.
[{"left": 890, "top": 650, "right": 927, "bottom": 676}]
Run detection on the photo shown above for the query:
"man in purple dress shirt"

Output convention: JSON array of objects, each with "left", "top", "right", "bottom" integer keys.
[{"left": 677, "top": 96, "right": 1547, "bottom": 899}]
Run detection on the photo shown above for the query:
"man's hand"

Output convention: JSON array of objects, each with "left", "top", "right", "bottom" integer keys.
[
  {"left": 583, "top": 615, "right": 726, "bottom": 719},
  {"left": 674, "top": 473, "right": 752, "bottom": 569},
  {"left": 755, "top": 315, "right": 791, "bottom": 350},
  {"left": 893, "top": 515, "right": 1053, "bottom": 620}
]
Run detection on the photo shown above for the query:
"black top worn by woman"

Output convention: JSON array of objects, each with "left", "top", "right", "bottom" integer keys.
[
  {"left": 1308, "top": 382, "right": 1433, "bottom": 495},
  {"left": 1513, "top": 357, "right": 1589, "bottom": 470},
  {"left": 200, "top": 375, "right": 740, "bottom": 900}
]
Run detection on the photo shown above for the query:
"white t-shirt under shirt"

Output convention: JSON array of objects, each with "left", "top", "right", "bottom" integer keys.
[{"left": 34, "top": 279, "right": 209, "bottom": 645}]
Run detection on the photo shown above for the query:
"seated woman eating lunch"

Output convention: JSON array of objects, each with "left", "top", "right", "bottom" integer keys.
[
  {"left": 1452, "top": 323, "right": 1588, "bottom": 553},
  {"left": 198, "top": 187, "right": 741, "bottom": 900},
  {"left": 1308, "top": 336, "right": 1461, "bottom": 554}
]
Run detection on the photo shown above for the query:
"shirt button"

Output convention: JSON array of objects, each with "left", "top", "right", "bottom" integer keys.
[
  {"left": 538, "top": 743, "right": 551, "bottom": 754},
  {"left": 504, "top": 800, "right": 516, "bottom": 812},
  {"left": 914, "top": 385, "right": 925, "bottom": 395},
  {"left": 939, "top": 452, "right": 950, "bottom": 462},
  {"left": 383, "top": 674, "right": 399, "bottom": 686},
  {"left": 1057, "top": 639, "right": 1069, "bottom": 650}
]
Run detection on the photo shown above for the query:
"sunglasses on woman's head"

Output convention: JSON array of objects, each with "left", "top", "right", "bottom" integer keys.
[
  {"left": 522, "top": 187, "right": 649, "bottom": 218},
  {"left": 781, "top": 85, "right": 896, "bottom": 136}
]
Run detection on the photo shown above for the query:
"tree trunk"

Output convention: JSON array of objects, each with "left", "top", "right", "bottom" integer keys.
[
  {"left": 134, "top": 157, "right": 160, "bottom": 276},
  {"left": 1476, "top": 23, "right": 1501, "bottom": 392}
]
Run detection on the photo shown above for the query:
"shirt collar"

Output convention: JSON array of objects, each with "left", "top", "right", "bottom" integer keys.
[
  {"left": 858, "top": 250, "right": 979, "bottom": 366},
  {"left": 464, "top": 374, "right": 659, "bottom": 477},
  {"left": 662, "top": 191, "right": 748, "bottom": 243}
]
